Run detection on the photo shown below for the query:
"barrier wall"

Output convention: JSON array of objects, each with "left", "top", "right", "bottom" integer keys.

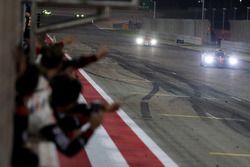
[
  {"left": 142, "top": 18, "right": 210, "bottom": 44},
  {"left": 0, "top": 0, "right": 19, "bottom": 167},
  {"left": 221, "top": 40, "right": 250, "bottom": 53},
  {"left": 229, "top": 21, "right": 250, "bottom": 43}
]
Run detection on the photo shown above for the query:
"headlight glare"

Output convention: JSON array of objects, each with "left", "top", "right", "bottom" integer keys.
[
  {"left": 136, "top": 37, "right": 144, "bottom": 45},
  {"left": 229, "top": 57, "right": 238, "bottom": 65},
  {"left": 150, "top": 39, "right": 157, "bottom": 45},
  {"left": 204, "top": 55, "right": 214, "bottom": 64}
]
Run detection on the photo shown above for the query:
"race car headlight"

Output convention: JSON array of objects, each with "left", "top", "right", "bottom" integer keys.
[
  {"left": 204, "top": 55, "right": 214, "bottom": 64},
  {"left": 150, "top": 39, "right": 157, "bottom": 45},
  {"left": 136, "top": 37, "right": 144, "bottom": 45},
  {"left": 76, "top": 14, "right": 80, "bottom": 18},
  {"left": 42, "top": 10, "right": 51, "bottom": 15},
  {"left": 229, "top": 57, "right": 238, "bottom": 65}
]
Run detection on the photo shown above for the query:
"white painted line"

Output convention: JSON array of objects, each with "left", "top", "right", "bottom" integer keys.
[
  {"left": 78, "top": 69, "right": 179, "bottom": 167},
  {"left": 203, "top": 97, "right": 217, "bottom": 100},
  {"left": 231, "top": 96, "right": 242, "bottom": 102},
  {"left": 205, "top": 112, "right": 219, "bottom": 120},
  {"left": 38, "top": 142, "right": 59, "bottom": 167},
  {"left": 85, "top": 126, "right": 129, "bottom": 167},
  {"left": 79, "top": 95, "right": 129, "bottom": 167},
  {"left": 78, "top": 94, "right": 87, "bottom": 104}
]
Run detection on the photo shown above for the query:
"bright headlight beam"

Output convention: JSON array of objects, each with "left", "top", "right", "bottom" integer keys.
[
  {"left": 150, "top": 39, "right": 157, "bottom": 45},
  {"left": 136, "top": 37, "right": 143, "bottom": 45},
  {"left": 204, "top": 55, "right": 214, "bottom": 64},
  {"left": 229, "top": 57, "right": 238, "bottom": 65}
]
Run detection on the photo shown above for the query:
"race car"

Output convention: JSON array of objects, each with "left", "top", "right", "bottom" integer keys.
[
  {"left": 135, "top": 36, "right": 158, "bottom": 46},
  {"left": 200, "top": 49, "right": 239, "bottom": 68},
  {"left": 75, "top": 13, "right": 85, "bottom": 18}
]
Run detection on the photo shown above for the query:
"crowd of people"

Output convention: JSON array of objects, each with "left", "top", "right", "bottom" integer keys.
[{"left": 13, "top": 4, "right": 120, "bottom": 167}]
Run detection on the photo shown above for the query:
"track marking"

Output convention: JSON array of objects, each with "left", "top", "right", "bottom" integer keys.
[
  {"left": 205, "top": 112, "right": 219, "bottom": 119},
  {"left": 161, "top": 113, "right": 245, "bottom": 122},
  {"left": 85, "top": 126, "right": 129, "bottom": 167},
  {"left": 130, "top": 93, "right": 217, "bottom": 100},
  {"left": 209, "top": 152, "right": 250, "bottom": 157},
  {"left": 131, "top": 92, "right": 189, "bottom": 98},
  {"left": 231, "top": 96, "right": 242, "bottom": 102},
  {"left": 118, "top": 79, "right": 151, "bottom": 83},
  {"left": 78, "top": 69, "right": 179, "bottom": 167}
]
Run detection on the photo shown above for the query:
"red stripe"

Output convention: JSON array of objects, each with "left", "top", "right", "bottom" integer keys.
[
  {"left": 57, "top": 151, "right": 92, "bottom": 167},
  {"left": 76, "top": 71, "right": 164, "bottom": 167}
]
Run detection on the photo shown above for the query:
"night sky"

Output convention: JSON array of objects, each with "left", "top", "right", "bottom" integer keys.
[{"left": 156, "top": 0, "right": 250, "bottom": 9}]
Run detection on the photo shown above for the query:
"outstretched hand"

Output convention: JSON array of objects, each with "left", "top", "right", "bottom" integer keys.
[
  {"left": 103, "top": 102, "right": 120, "bottom": 113},
  {"left": 62, "top": 36, "right": 77, "bottom": 45},
  {"left": 89, "top": 102, "right": 120, "bottom": 130},
  {"left": 96, "top": 47, "right": 109, "bottom": 60}
]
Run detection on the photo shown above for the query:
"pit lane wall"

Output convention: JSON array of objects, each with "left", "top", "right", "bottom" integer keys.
[
  {"left": 141, "top": 18, "right": 210, "bottom": 45},
  {"left": 229, "top": 20, "right": 250, "bottom": 43},
  {"left": 221, "top": 40, "right": 250, "bottom": 53},
  {"left": 220, "top": 21, "right": 250, "bottom": 54},
  {"left": 0, "top": 0, "right": 20, "bottom": 167}
]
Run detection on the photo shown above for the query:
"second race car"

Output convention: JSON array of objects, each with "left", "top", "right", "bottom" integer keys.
[
  {"left": 135, "top": 36, "right": 158, "bottom": 46},
  {"left": 200, "top": 49, "right": 239, "bottom": 68}
]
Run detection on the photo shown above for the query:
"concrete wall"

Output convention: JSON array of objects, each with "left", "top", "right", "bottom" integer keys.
[
  {"left": 229, "top": 21, "right": 250, "bottom": 43},
  {"left": 0, "top": 0, "right": 19, "bottom": 166},
  {"left": 221, "top": 40, "right": 250, "bottom": 53},
  {"left": 141, "top": 19, "right": 211, "bottom": 43}
]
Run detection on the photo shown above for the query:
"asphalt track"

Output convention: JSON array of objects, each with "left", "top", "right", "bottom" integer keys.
[{"left": 41, "top": 13, "right": 250, "bottom": 167}]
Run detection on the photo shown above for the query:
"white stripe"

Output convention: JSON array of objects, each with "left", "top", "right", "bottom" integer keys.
[
  {"left": 45, "top": 34, "right": 55, "bottom": 43},
  {"left": 78, "top": 95, "right": 129, "bottom": 167},
  {"left": 38, "top": 142, "right": 59, "bottom": 167},
  {"left": 205, "top": 112, "right": 218, "bottom": 119},
  {"left": 85, "top": 126, "right": 129, "bottom": 167},
  {"left": 78, "top": 69, "right": 179, "bottom": 167},
  {"left": 231, "top": 96, "right": 242, "bottom": 102},
  {"left": 78, "top": 94, "right": 87, "bottom": 103}
]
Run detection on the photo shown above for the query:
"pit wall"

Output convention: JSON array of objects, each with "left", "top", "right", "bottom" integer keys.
[
  {"left": 0, "top": 0, "right": 19, "bottom": 166},
  {"left": 229, "top": 21, "right": 250, "bottom": 43},
  {"left": 141, "top": 18, "right": 210, "bottom": 44},
  {"left": 221, "top": 40, "right": 250, "bottom": 53}
]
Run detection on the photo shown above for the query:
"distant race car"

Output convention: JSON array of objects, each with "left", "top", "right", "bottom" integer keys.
[
  {"left": 41, "top": 9, "right": 52, "bottom": 16},
  {"left": 75, "top": 13, "right": 85, "bottom": 18},
  {"left": 201, "top": 49, "right": 239, "bottom": 68},
  {"left": 135, "top": 36, "right": 158, "bottom": 46}
]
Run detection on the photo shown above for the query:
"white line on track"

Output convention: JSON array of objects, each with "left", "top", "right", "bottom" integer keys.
[
  {"left": 205, "top": 112, "right": 219, "bottom": 119},
  {"left": 231, "top": 96, "right": 242, "bottom": 102}
]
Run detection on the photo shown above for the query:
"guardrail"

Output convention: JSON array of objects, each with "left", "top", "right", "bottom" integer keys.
[{"left": 221, "top": 40, "right": 250, "bottom": 53}]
